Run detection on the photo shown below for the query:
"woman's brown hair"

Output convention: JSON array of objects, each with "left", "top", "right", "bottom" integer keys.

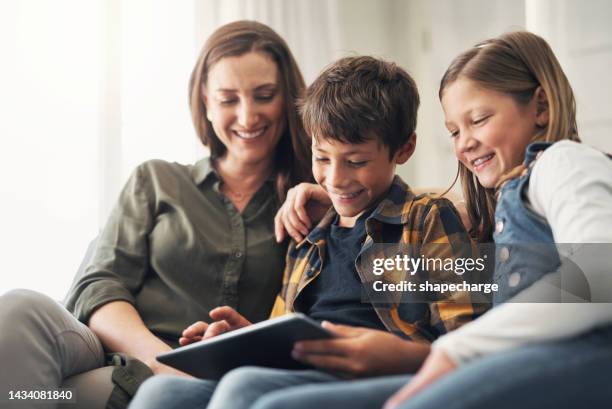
[
  {"left": 439, "top": 31, "right": 580, "bottom": 242},
  {"left": 189, "top": 20, "right": 312, "bottom": 200}
]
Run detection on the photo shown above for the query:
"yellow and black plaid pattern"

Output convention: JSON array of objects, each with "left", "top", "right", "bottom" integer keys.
[{"left": 270, "top": 175, "right": 488, "bottom": 343}]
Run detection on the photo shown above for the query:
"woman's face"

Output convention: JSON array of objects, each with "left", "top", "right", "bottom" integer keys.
[
  {"left": 441, "top": 78, "right": 540, "bottom": 188},
  {"left": 204, "top": 51, "right": 285, "bottom": 167}
]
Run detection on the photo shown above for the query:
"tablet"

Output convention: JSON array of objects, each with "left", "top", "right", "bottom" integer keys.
[{"left": 157, "top": 313, "right": 335, "bottom": 379}]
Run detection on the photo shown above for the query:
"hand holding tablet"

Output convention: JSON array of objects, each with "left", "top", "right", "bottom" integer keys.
[{"left": 157, "top": 313, "right": 334, "bottom": 379}]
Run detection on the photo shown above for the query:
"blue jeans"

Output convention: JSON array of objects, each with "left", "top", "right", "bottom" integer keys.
[
  {"left": 396, "top": 325, "right": 612, "bottom": 409},
  {"left": 128, "top": 375, "right": 217, "bottom": 409},
  {"left": 246, "top": 371, "right": 410, "bottom": 409},
  {"left": 128, "top": 368, "right": 409, "bottom": 409}
]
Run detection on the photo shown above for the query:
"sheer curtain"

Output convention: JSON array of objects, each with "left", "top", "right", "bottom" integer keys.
[
  {"left": 0, "top": 0, "right": 203, "bottom": 298},
  {"left": 0, "top": 0, "right": 344, "bottom": 299},
  {"left": 1, "top": 0, "right": 103, "bottom": 298}
]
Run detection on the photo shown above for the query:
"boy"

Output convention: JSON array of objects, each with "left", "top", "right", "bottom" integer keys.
[{"left": 129, "top": 56, "right": 485, "bottom": 409}]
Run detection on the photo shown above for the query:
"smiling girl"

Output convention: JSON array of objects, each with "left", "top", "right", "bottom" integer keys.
[{"left": 386, "top": 31, "right": 612, "bottom": 409}]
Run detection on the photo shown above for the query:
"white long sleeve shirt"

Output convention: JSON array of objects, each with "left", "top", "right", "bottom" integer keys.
[{"left": 435, "top": 140, "right": 612, "bottom": 365}]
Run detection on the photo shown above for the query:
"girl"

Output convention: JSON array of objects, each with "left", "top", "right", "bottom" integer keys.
[
  {"left": 385, "top": 30, "right": 612, "bottom": 409},
  {"left": 0, "top": 20, "right": 311, "bottom": 408}
]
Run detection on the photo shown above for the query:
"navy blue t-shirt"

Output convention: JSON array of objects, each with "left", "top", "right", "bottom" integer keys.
[{"left": 298, "top": 210, "right": 386, "bottom": 330}]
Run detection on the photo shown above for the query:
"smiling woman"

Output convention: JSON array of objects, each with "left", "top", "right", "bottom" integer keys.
[
  {"left": 0, "top": 20, "right": 311, "bottom": 409},
  {"left": 205, "top": 52, "right": 287, "bottom": 211}
]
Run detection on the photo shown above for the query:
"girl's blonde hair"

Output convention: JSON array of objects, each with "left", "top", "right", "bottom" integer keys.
[
  {"left": 439, "top": 31, "right": 580, "bottom": 241},
  {"left": 189, "top": 20, "right": 312, "bottom": 201}
]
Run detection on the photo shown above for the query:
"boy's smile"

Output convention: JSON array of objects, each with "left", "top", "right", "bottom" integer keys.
[{"left": 312, "top": 136, "right": 414, "bottom": 228}]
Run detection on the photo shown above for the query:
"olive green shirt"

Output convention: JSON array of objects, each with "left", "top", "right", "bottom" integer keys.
[{"left": 64, "top": 159, "right": 286, "bottom": 347}]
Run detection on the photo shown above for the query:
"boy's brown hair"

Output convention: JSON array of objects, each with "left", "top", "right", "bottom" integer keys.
[{"left": 299, "top": 56, "right": 420, "bottom": 159}]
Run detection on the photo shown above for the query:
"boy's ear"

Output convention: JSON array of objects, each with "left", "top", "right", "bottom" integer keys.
[
  {"left": 394, "top": 133, "right": 417, "bottom": 165},
  {"left": 534, "top": 86, "right": 549, "bottom": 127}
]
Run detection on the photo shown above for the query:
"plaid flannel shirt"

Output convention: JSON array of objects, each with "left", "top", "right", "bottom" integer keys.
[{"left": 270, "top": 175, "right": 488, "bottom": 342}]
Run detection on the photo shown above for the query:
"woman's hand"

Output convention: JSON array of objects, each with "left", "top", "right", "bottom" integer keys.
[
  {"left": 179, "top": 306, "right": 252, "bottom": 346},
  {"left": 291, "top": 322, "right": 430, "bottom": 378},
  {"left": 274, "top": 183, "right": 331, "bottom": 243},
  {"left": 146, "top": 358, "right": 192, "bottom": 377},
  {"left": 383, "top": 349, "right": 457, "bottom": 409}
]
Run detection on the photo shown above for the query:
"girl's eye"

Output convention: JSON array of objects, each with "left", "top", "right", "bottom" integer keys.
[
  {"left": 314, "top": 156, "right": 329, "bottom": 163},
  {"left": 472, "top": 116, "right": 489, "bottom": 125},
  {"left": 220, "top": 99, "right": 237, "bottom": 105},
  {"left": 449, "top": 130, "right": 459, "bottom": 139}
]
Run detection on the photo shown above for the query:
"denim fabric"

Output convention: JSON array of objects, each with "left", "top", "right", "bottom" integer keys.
[
  {"left": 252, "top": 374, "right": 410, "bottom": 409},
  {"left": 206, "top": 368, "right": 339, "bottom": 409},
  {"left": 396, "top": 324, "right": 612, "bottom": 409},
  {"left": 127, "top": 375, "right": 217, "bottom": 409},
  {"left": 492, "top": 142, "right": 561, "bottom": 304}
]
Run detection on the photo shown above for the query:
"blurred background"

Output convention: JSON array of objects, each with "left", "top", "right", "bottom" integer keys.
[{"left": 1, "top": 0, "right": 611, "bottom": 298}]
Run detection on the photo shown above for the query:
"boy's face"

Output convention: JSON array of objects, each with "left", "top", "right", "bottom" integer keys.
[{"left": 312, "top": 135, "right": 415, "bottom": 228}]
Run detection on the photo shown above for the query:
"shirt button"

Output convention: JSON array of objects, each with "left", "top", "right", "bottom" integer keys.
[
  {"left": 499, "top": 247, "right": 510, "bottom": 262},
  {"left": 234, "top": 251, "right": 243, "bottom": 259},
  {"left": 508, "top": 272, "right": 521, "bottom": 287},
  {"left": 495, "top": 219, "right": 505, "bottom": 234}
]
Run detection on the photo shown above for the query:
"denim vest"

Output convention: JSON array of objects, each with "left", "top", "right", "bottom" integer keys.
[{"left": 492, "top": 142, "right": 561, "bottom": 304}]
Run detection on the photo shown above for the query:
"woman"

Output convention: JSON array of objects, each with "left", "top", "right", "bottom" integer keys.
[{"left": 0, "top": 20, "right": 310, "bottom": 408}]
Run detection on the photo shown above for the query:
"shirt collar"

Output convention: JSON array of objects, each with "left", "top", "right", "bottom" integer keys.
[
  {"left": 190, "top": 156, "right": 277, "bottom": 197},
  {"left": 190, "top": 157, "right": 218, "bottom": 186},
  {"left": 296, "top": 175, "right": 416, "bottom": 249}
]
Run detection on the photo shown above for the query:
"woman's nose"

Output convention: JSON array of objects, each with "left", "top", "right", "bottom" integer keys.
[{"left": 237, "top": 100, "right": 259, "bottom": 129}]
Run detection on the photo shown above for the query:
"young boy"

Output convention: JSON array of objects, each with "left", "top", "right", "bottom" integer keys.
[{"left": 128, "top": 56, "right": 485, "bottom": 409}]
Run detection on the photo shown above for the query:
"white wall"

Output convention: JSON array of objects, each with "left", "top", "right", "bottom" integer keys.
[{"left": 527, "top": 0, "right": 612, "bottom": 152}]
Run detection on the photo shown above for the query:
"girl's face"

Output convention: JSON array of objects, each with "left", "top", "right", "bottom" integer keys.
[
  {"left": 204, "top": 51, "right": 285, "bottom": 167},
  {"left": 442, "top": 78, "right": 542, "bottom": 188}
]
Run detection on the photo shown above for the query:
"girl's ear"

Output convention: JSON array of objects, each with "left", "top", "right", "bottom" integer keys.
[
  {"left": 395, "top": 133, "right": 417, "bottom": 165},
  {"left": 534, "top": 86, "right": 550, "bottom": 127}
]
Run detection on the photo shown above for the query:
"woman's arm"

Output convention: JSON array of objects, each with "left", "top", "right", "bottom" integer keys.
[{"left": 88, "top": 301, "right": 186, "bottom": 375}]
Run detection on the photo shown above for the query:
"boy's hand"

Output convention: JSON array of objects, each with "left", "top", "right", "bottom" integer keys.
[
  {"left": 274, "top": 183, "right": 331, "bottom": 243},
  {"left": 291, "top": 322, "right": 430, "bottom": 378},
  {"left": 383, "top": 348, "right": 456, "bottom": 409},
  {"left": 178, "top": 306, "right": 252, "bottom": 345}
]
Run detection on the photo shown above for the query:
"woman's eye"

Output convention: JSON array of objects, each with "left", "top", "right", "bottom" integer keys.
[{"left": 255, "top": 94, "right": 275, "bottom": 102}]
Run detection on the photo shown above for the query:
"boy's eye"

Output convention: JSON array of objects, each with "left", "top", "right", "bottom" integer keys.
[{"left": 348, "top": 160, "right": 367, "bottom": 167}]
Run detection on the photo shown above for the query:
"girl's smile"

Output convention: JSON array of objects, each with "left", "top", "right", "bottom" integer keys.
[{"left": 441, "top": 78, "right": 547, "bottom": 188}]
